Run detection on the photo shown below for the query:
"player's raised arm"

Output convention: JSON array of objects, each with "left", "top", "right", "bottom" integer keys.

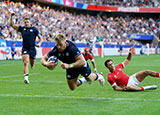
[
  {"left": 10, "top": 13, "right": 19, "bottom": 31},
  {"left": 123, "top": 46, "right": 134, "bottom": 67}
]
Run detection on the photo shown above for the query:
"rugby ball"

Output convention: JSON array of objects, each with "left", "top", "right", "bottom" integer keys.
[
  {"left": 48, "top": 56, "right": 58, "bottom": 63},
  {"left": 47, "top": 56, "right": 58, "bottom": 70}
]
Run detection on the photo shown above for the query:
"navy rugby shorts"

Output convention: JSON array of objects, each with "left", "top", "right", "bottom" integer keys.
[
  {"left": 22, "top": 47, "right": 36, "bottom": 59},
  {"left": 66, "top": 62, "right": 91, "bottom": 80}
]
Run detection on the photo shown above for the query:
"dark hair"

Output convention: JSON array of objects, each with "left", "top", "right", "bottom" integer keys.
[{"left": 104, "top": 59, "right": 113, "bottom": 68}]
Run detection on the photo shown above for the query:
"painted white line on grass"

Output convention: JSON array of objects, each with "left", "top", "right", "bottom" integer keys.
[
  {"left": 0, "top": 79, "right": 64, "bottom": 83},
  {"left": 0, "top": 73, "right": 40, "bottom": 79},
  {"left": 0, "top": 62, "right": 41, "bottom": 67},
  {"left": 0, "top": 94, "right": 160, "bottom": 102}
]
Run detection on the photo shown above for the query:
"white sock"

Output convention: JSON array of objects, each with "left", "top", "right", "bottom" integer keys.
[
  {"left": 143, "top": 85, "right": 157, "bottom": 90},
  {"left": 78, "top": 77, "right": 86, "bottom": 85},
  {"left": 96, "top": 73, "right": 103, "bottom": 80},
  {"left": 24, "top": 74, "right": 29, "bottom": 80}
]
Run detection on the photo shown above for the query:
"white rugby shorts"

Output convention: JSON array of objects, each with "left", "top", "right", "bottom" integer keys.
[{"left": 127, "top": 74, "right": 142, "bottom": 86}]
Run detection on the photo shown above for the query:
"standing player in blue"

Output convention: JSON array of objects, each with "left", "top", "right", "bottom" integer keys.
[
  {"left": 10, "top": 13, "right": 43, "bottom": 84},
  {"left": 41, "top": 34, "right": 105, "bottom": 90}
]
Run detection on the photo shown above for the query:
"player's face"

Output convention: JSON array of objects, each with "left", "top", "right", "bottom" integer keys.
[
  {"left": 85, "top": 49, "right": 89, "bottom": 54},
  {"left": 107, "top": 61, "right": 114, "bottom": 71},
  {"left": 56, "top": 40, "right": 67, "bottom": 52},
  {"left": 24, "top": 19, "right": 31, "bottom": 28}
]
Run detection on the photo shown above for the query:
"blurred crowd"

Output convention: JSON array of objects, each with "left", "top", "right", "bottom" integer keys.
[
  {"left": 72, "top": 0, "right": 160, "bottom": 8},
  {"left": 0, "top": 1, "right": 159, "bottom": 45}
]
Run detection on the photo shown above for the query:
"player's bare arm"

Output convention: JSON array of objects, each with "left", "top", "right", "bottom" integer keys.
[
  {"left": 91, "top": 60, "right": 97, "bottom": 72},
  {"left": 123, "top": 46, "right": 134, "bottom": 67},
  {"left": 113, "top": 85, "right": 127, "bottom": 91},
  {"left": 36, "top": 34, "right": 43, "bottom": 47},
  {"left": 10, "top": 13, "right": 19, "bottom": 31},
  {"left": 61, "top": 54, "right": 86, "bottom": 69},
  {"left": 41, "top": 54, "right": 57, "bottom": 69}
]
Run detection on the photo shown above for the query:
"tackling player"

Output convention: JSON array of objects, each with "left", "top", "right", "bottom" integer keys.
[
  {"left": 41, "top": 34, "right": 105, "bottom": 91},
  {"left": 104, "top": 47, "right": 159, "bottom": 91},
  {"left": 10, "top": 13, "right": 43, "bottom": 84},
  {"left": 82, "top": 47, "right": 97, "bottom": 73}
]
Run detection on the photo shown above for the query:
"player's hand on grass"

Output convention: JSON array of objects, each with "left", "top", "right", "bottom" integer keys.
[{"left": 122, "top": 86, "right": 127, "bottom": 91}]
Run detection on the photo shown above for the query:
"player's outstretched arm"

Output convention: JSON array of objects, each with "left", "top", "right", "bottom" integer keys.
[
  {"left": 10, "top": 13, "right": 19, "bottom": 31},
  {"left": 123, "top": 46, "right": 134, "bottom": 67},
  {"left": 61, "top": 54, "right": 86, "bottom": 69},
  {"left": 41, "top": 54, "right": 57, "bottom": 69}
]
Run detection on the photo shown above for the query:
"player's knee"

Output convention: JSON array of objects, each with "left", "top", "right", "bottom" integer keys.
[
  {"left": 69, "top": 87, "right": 76, "bottom": 91},
  {"left": 142, "top": 70, "right": 150, "bottom": 75},
  {"left": 23, "top": 61, "right": 29, "bottom": 66}
]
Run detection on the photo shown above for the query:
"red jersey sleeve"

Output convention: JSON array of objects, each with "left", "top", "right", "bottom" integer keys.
[{"left": 116, "top": 63, "right": 125, "bottom": 69}]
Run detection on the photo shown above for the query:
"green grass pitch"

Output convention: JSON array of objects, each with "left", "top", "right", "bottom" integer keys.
[{"left": 0, "top": 54, "right": 160, "bottom": 115}]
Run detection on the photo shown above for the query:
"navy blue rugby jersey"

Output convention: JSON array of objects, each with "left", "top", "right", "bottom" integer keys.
[
  {"left": 47, "top": 40, "right": 81, "bottom": 64},
  {"left": 18, "top": 26, "right": 39, "bottom": 47}
]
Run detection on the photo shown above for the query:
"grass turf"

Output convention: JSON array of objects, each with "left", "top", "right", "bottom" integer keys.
[{"left": 0, "top": 54, "right": 160, "bottom": 115}]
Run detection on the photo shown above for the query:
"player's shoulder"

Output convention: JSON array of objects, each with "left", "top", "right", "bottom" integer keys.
[
  {"left": 116, "top": 63, "right": 123, "bottom": 68},
  {"left": 67, "top": 40, "right": 78, "bottom": 49},
  {"left": 107, "top": 72, "right": 113, "bottom": 77},
  {"left": 107, "top": 72, "right": 114, "bottom": 79},
  {"left": 30, "top": 26, "right": 38, "bottom": 30}
]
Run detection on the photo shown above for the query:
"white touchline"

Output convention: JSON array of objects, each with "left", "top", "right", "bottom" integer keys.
[
  {"left": 0, "top": 73, "right": 40, "bottom": 79},
  {"left": 0, "top": 94, "right": 160, "bottom": 102}
]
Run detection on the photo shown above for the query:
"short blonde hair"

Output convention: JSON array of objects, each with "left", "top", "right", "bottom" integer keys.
[{"left": 54, "top": 34, "right": 66, "bottom": 42}]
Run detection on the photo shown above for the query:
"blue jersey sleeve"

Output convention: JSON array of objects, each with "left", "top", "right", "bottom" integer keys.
[
  {"left": 18, "top": 26, "right": 23, "bottom": 32},
  {"left": 34, "top": 27, "right": 39, "bottom": 36}
]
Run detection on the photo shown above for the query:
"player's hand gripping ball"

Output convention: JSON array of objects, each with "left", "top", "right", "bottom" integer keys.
[{"left": 47, "top": 56, "right": 58, "bottom": 70}]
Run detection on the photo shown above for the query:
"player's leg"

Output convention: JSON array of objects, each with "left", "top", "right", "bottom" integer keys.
[
  {"left": 29, "top": 47, "right": 36, "bottom": 69},
  {"left": 127, "top": 84, "right": 157, "bottom": 91},
  {"left": 66, "top": 69, "right": 81, "bottom": 90},
  {"left": 22, "top": 54, "right": 30, "bottom": 84},
  {"left": 135, "top": 70, "right": 160, "bottom": 82},
  {"left": 126, "top": 84, "right": 143, "bottom": 91},
  {"left": 86, "top": 72, "right": 105, "bottom": 85},
  {"left": 67, "top": 78, "right": 78, "bottom": 91},
  {"left": 30, "top": 58, "right": 35, "bottom": 69}
]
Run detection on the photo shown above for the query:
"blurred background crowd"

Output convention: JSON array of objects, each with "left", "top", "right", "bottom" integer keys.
[
  {"left": 72, "top": 0, "right": 160, "bottom": 7},
  {"left": 0, "top": 1, "right": 159, "bottom": 45}
]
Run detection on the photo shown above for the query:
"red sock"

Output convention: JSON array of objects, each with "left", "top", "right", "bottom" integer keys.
[
  {"left": 155, "top": 72, "right": 160, "bottom": 77},
  {"left": 140, "top": 86, "right": 144, "bottom": 91}
]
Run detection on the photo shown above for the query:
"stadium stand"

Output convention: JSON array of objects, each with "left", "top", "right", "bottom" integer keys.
[
  {"left": 71, "top": 0, "right": 160, "bottom": 7},
  {"left": 0, "top": 0, "right": 159, "bottom": 46}
]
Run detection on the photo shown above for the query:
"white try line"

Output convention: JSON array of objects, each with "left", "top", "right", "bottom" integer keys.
[
  {"left": 0, "top": 73, "right": 40, "bottom": 79},
  {"left": 0, "top": 94, "right": 160, "bottom": 102}
]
